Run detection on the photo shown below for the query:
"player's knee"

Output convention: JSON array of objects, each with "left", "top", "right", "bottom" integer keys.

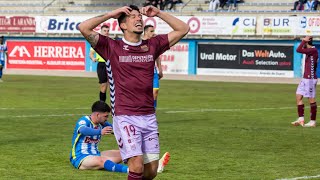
[
  {"left": 128, "top": 157, "right": 144, "bottom": 173},
  {"left": 296, "top": 97, "right": 303, "bottom": 104},
  {"left": 97, "top": 158, "right": 106, "bottom": 169},
  {"left": 130, "top": 164, "right": 144, "bottom": 173},
  {"left": 309, "top": 99, "right": 316, "bottom": 104},
  {"left": 153, "top": 90, "right": 159, "bottom": 97}
]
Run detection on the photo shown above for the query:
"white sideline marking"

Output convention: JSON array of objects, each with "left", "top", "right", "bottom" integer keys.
[
  {"left": 165, "top": 107, "right": 294, "bottom": 113},
  {"left": 0, "top": 107, "right": 88, "bottom": 110},
  {"left": 0, "top": 114, "right": 84, "bottom": 118},
  {"left": 277, "top": 174, "right": 320, "bottom": 180}
]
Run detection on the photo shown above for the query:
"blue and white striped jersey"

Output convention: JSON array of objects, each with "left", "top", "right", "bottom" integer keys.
[
  {"left": 70, "top": 116, "right": 111, "bottom": 160},
  {"left": 0, "top": 44, "right": 7, "bottom": 61}
]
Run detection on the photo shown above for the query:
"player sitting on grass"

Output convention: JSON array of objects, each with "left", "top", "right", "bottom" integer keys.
[
  {"left": 69, "top": 101, "right": 170, "bottom": 173},
  {"left": 70, "top": 101, "right": 128, "bottom": 173}
]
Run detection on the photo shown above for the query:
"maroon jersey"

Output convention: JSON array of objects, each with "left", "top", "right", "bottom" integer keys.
[
  {"left": 296, "top": 41, "right": 318, "bottom": 79},
  {"left": 94, "top": 34, "right": 169, "bottom": 116}
]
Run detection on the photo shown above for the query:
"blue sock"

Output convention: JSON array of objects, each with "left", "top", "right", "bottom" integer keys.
[
  {"left": 104, "top": 160, "right": 128, "bottom": 173},
  {"left": 154, "top": 100, "right": 157, "bottom": 109}
]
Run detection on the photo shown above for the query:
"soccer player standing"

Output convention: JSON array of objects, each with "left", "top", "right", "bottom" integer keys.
[
  {"left": 142, "top": 25, "right": 163, "bottom": 109},
  {"left": 79, "top": 5, "right": 189, "bottom": 180},
  {"left": 0, "top": 36, "right": 7, "bottom": 82},
  {"left": 89, "top": 25, "right": 110, "bottom": 102},
  {"left": 291, "top": 36, "right": 318, "bottom": 127}
]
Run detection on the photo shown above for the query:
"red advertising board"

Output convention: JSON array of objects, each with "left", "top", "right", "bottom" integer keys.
[
  {"left": 0, "top": 16, "right": 36, "bottom": 32},
  {"left": 7, "top": 41, "right": 85, "bottom": 70}
]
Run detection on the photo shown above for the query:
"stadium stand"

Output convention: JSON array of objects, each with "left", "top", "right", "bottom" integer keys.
[
  {"left": 0, "top": 0, "right": 318, "bottom": 15},
  {"left": 0, "top": 0, "right": 49, "bottom": 15}
]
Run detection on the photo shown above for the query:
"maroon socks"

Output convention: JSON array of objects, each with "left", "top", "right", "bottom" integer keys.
[
  {"left": 297, "top": 104, "right": 304, "bottom": 118},
  {"left": 310, "top": 102, "right": 317, "bottom": 120},
  {"left": 128, "top": 171, "right": 143, "bottom": 180}
]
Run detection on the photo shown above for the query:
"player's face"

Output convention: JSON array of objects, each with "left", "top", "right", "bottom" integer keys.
[
  {"left": 97, "top": 112, "right": 109, "bottom": 124},
  {"left": 101, "top": 27, "right": 109, "bottom": 36},
  {"left": 125, "top": 10, "right": 143, "bottom": 34},
  {"left": 145, "top": 27, "right": 155, "bottom": 39}
]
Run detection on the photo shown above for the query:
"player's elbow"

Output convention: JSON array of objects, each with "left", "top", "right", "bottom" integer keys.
[
  {"left": 78, "top": 23, "right": 85, "bottom": 33},
  {"left": 182, "top": 24, "right": 190, "bottom": 36},
  {"left": 178, "top": 25, "right": 189, "bottom": 42},
  {"left": 78, "top": 22, "right": 90, "bottom": 35}
]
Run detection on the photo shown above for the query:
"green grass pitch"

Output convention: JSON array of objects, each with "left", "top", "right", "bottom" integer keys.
[{"left": 1, "top": 75, "right": 320, "bottom": 180}]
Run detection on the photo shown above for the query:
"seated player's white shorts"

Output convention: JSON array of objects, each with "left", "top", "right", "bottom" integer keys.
[
  {"left": 113, "top": 114, "right": 160, "bottom": 163},
  {"left": 296, "top": 78, "right": 318, "bottom": 98}
]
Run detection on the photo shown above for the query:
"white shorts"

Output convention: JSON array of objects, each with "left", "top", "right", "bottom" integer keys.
[
  {"left": 296, "top": 78, "right": 318, "bottom": 98},
  {"left": 112, "top": 114, "right": 160, "bottom": 163}
]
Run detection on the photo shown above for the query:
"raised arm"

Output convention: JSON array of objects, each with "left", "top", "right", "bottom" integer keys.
[
  {"left": 140, "top": 6, "right": 189, "bottom": 47},
  {"left": 78, "top": 7, "right": 131, "bottom": 47},
  {"left": 157, "top": 11, "right": 190, "bottom": 47},
  {"left": 296, "top": 36, "right": 314, "bottom": 54}
]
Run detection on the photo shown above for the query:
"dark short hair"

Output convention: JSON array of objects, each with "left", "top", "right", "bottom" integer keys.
[
  {"left": 91, "top": 101, "right": 111, "bottom": 113},
  {"left": 144, "top": 24, "right": 154, "bottom": 31},
  {"left": 118, "top": 5, "right": 140, "bottom": 32},
  {"left": 308, "top": 37, "right": 313, "bottom": 46},
  {"left": 101, "top": 25, "right": 109, "bottom": 29}
]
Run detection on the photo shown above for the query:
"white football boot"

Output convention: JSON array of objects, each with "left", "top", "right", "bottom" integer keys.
[
  {"left": 304, "top": 120, "right": 316, "bottom": 127},
  {"left": 157, "top": 152, "right": 170, "bottom": 173},
  {"left": 291, "top": 118, "right": 304, "bottom": 127}
]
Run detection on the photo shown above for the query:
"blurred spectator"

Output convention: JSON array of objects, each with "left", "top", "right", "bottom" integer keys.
[
  {"left": 163, "top": 0, "right": 182, "bottom": 10},
  {"left": 227, "top": 0, "right": 237, "bottom": 10},
  {"left": 314, "top": 0, "right": 319, "bottom": 10},
  {"left": 158, "top": 0, "right": 165, "bottom": 10},
  {"left": 305, "top": 0, "right": 319, "bottom": 10},
  {"left": 209, "top": 0, "right": 220, "bottom": 10},
  {"left": 220, "top": 0, "right": 228, "bottom": 9},
  {"left": 143, "top": 0, "right": 151, "bottom": 6},
  {"left": 292, "top": 0, "right": 307, "bottom": 10},
  {"left": 0, "top": 36, "right": 7, "bottom": 82},
  {"left": 143, "top": 0, "right": 158, "bottom": 7},
  {"left": 131, "top": 0, "right": 185, "bottom": 11}
]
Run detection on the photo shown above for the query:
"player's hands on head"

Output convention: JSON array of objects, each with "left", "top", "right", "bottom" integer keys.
[
  {"left": 303, "top": 36, "right": 312, "bottom": 42},
  {"left": 109, "top": 6, "right": 132, "bottom": 19},
  {"left": 140, "top": 6, "right": 160, "bottom": 17},
  {"left": 101, "top": 126, "right": 113, "bottom": 135}
]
